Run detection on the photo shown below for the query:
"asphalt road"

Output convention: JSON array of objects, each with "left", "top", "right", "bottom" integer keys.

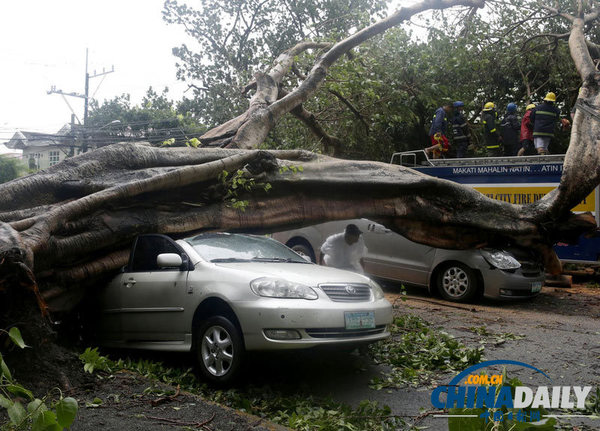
[{"left": 239, "top": 283, "right": 600, "bottom": 430}]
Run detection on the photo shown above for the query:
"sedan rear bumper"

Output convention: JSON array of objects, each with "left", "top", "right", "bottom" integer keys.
[{"left": 233, "top": 298, "right": 393, "bottom": 350}]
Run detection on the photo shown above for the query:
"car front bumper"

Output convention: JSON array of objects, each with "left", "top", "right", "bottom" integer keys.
[
  {"left": 233, "top": 298, "right": 393, "bottom": 350},
  {"left": 481, "top": 267, "right": 545, "bottom": 299}
]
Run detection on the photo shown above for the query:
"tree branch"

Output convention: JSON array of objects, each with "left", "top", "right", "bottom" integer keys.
[
  {"left": 279, "top": 88, "right": 343, "bottom": 155},
  {"left": 328, "top": 89, "right": 370, "bottom": 135}
]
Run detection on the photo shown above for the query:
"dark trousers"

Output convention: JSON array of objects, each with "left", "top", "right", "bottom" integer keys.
[{"left": 455, "top": 138, "right": 469, "bottom": 158}]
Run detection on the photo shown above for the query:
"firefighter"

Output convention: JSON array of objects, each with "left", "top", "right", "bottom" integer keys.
[
  {"left": 530, "top": 92, "right": 561, "bottom": 155},
  {"left": 482, "top": 102, "right": 502, "bottom": 156},
  {"left": 517, "top": 104, "right": 536, "bottom": 156},
  {"left": 501, "top": 103, "right": 520, "bottom": 156},
  {"left": 452, "top": 101, "right": 470, "bottom": 158},
  {"left": 425, "top": 102, "right": 453, "bottom": 159}
]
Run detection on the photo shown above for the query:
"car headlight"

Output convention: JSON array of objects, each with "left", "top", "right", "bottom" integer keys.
[
  {"left": 250, "top": 277, "right": 318, "bottom": 300},
  {"left": 369, "top": 279, "right": 385, "bottom": 300},
  {"left": 480, "top": 249, "right": 521, "bottom": 270}
]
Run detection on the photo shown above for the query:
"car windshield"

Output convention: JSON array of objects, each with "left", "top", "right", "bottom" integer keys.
[{"left": 185, "top": 234, "right": 310, "bottom": 263}]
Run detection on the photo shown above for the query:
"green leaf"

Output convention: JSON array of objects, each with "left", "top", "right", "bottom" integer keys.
[
  {"left": 27, "top": 399, "right": 47, "bottom": 421},
  {"left": 7, "top": 400, "right": 26, "bottom": 425},
  {"left": 0, "top": 353, "right": 12, "bottom": 380},
  {"left": 56, "top": 397, "right": 78, "bottom": 428},
  {"left": 8, "top": 327, "right": 27, "bottom": 349},
  {"left": 0, "top": 394, "right": 12, "bottom": 408},
  {"left": 32, "top": 410, "right": 60, "bottom": 431},
  {"left": 7, "top": 384, "right": 34, "bottom": 400}
]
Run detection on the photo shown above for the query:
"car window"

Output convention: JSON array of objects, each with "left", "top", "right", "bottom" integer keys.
[
  {"left": 186, "top": 234, "right": 308, "bottom": 263},
  {"left": 130, "top": 236, "right": 181, "bottom": 272}
]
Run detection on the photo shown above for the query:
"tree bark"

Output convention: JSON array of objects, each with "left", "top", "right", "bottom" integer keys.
[{"left": 0, "top": 142, "right": 595, "bottom": 312}]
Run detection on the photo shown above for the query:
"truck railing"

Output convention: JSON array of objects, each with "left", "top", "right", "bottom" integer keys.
[
  {"left": 390, "top": 151, "right": 565, "bottom": 167},
  {"left": 390, "top": 150, "right": 433, "bottom": 167}
]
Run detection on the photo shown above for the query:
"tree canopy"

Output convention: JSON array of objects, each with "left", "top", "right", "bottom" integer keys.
[
  {"left": 87, "top": 87, "right": 206, "bottom": 147},
  {"left": 161, "top": 0, "right": 583, "bottom": 159}
]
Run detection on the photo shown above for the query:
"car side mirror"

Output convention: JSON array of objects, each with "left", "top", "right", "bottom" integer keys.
[
  {"left": 367, "top": 223, "right": 391, "bottom": 234},
  {"left": 157, "top": 253, "right": 183, "bottom": 269},
  {"left": 302, "top": 254, "right": 312, "bottom": 263}
]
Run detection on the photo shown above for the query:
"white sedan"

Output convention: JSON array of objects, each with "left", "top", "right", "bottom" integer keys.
[{"left": 96, "top": 233, "right": 392, "bottom": 383}]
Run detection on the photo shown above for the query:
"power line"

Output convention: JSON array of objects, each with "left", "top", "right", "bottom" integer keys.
[{"left": 47, "top": 48, "right": 115, "bottom": 126}]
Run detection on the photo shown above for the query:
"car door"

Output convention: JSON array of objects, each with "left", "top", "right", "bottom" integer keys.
[
  {"left": 360, "top": 220, "right": 436, "bottom": 286},
  {"left": 120, "top": 235, "right": 192, "bottom": 342}
]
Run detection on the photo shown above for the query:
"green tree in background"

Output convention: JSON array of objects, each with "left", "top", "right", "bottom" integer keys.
[
  {"left": 161, "top": 0, "right": 583, "bottom": 160},
  {"left": 0, "top": 156, "right": 25, "bottom": 184},
  {"left": 162, "top": 0, "right": 389, "bottom": 128},
  {"left": 87, "top": 87, "right": 206, "bottom": 146}
]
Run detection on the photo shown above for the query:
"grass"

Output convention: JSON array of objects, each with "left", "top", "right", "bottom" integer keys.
[{"left": 369, "top": 314, "right": 484, "bottom": 389}]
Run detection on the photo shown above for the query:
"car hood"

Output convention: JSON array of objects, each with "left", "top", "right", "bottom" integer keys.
[{"left": 211, "top": 262, "right": 372, "bottom": 286}]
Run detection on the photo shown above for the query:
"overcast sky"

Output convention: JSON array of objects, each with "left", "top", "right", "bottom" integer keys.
[
  {"left": 0, "top": 0, "right": 191, "bottom": 145},
  {"left": 0, "top": 0, "right": 428, "bottom": 151}
]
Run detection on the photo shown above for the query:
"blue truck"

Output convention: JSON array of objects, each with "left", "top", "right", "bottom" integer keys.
[{"left": 392, "top": 151, "right": 600, "bottom": 263}]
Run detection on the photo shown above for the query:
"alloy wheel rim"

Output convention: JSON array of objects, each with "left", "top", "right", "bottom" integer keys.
[
  {"left": 442, "top": 267, "right": 469, "bottom": 298},
  {"left": 201, "top": 325, "right": 234, "bottom": 377}
]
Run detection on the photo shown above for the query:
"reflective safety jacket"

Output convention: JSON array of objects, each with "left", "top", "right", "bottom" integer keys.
[
  {"left": 482, "top": 109, "right": 500, "bottom": 148},
  {"left": 429, "top": 107, "right": 448, "bottom": 136},
  {"left": 452, "top": 112, "right": 469, "bottom": 142},
  {"left": 530, "top": 102, "right": 560, "bottom": 138}
]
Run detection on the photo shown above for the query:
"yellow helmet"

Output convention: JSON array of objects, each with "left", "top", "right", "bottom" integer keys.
[
  {"left": 526, "top": 103, "right": 536, "bottom": 110},
  {"left": 544, "top": 92, "right": 556, "bottom": 102},
  {"left": 483, "top": 102, "right": 495, "bottom": 110}
]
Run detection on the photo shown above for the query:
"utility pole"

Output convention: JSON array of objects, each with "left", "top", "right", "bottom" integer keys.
[
  {"left": 48, "top": 49, "right": 114, "bottom": 152},
  {"left": 48, "top": 48, "right": 114, "bottom": 126}
]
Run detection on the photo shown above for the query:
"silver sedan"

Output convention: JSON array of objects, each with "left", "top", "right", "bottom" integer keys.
[
  {"left": 273, "top": 219, "right": 545, "bottom": 302},
  {"left": 96, "top": 233, "right": 392, "bottom": 383}
]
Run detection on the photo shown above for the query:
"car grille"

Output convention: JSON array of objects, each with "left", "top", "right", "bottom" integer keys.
[
  {"left": 519, "top": 260, "right": 543, "bottom": 277},
  {"left": 319, "top": 283, "right": 372, "bottom": 302},
  {"left": 506, "top": 247, "right": 543, "bottom": 277},
  {"left": 306, "top": 325, "right": 387, "bottom": 338}
]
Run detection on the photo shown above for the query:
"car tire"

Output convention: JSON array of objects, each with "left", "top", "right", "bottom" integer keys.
[
  {"left": 287, "top": 238, "right": 316, "bottom": 263},
  {"left": 436, "top": 263, "right": 478, "bottom": 302},
  {"left": 195, "top": 316, "right": 244, "bottom": 385}
]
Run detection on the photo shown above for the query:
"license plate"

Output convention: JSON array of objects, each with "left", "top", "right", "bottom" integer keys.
[
  {"left": 344, "top": 311, "right": 375, "bottom": 330},
  {"left": 531, "top": 282, "right": 542, "bottom": 293}
]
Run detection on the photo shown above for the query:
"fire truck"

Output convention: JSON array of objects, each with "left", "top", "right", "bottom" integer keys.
[{"left": 392, "top": 151, "right": 600, "bottom": 263}]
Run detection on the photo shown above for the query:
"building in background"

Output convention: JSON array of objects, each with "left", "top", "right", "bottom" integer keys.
[{"left": 4, "top": 124, "right": 79, "bottom": 170}]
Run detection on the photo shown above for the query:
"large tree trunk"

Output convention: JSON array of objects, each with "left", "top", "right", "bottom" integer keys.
[{"left": 0, "top": 143, "right": 595, "bottom": 312}]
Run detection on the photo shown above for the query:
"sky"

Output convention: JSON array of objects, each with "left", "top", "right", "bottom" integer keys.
[
  {"left": 0, "top": 0, "right": 426, "bottom": 153},
  {"left": 0, "top": 0, "right": 193, "bottom": 147}
]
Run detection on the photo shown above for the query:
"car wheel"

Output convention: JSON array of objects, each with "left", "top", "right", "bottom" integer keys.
[
  {"left": 437, "top": 263, "right": 478, "bottom": 302},
  {"left": 287, "top": 238, "right": 316, "bottom": 263},
  {"left": 195, "top": 316, "right": 244, "bottom": 384}
]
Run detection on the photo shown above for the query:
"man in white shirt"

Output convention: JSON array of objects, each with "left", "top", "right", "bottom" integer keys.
[{"left": 319, "top": 224, "right": 367, "bottom": 273}]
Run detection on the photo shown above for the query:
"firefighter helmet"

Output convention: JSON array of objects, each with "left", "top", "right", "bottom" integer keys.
[
  {"left": 483, "top": 102, "right": 495, "bottom": 111},
  {"left": 544, "top": 92, "right": 557, "bottom": 102}
]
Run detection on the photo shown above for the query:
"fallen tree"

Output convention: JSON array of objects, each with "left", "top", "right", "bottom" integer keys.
[{"left": 1, "top": 0, "right": 600, "bottom": 319}]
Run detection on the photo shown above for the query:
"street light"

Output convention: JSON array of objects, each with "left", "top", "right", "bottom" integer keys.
[
  {"left": 86, "top": 120, "right": 122, "bottom": 151},
  {"left": 97, "top": 119, "right": 121, "bottom": 130}
]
